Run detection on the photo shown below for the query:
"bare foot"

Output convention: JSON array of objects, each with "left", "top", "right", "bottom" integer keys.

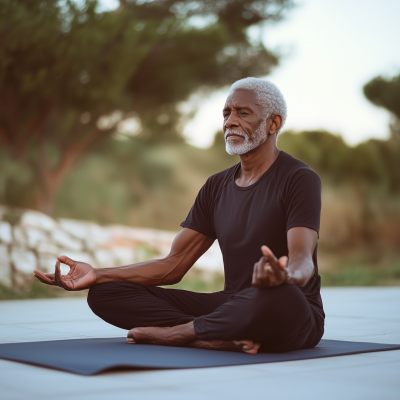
[
  {"left": 127, "top": 323, "right": 197, "bottom": 347},
  {"left": 188, "top": 339, "right": 261, "bottom": 354},
  {"left": 126, "top": 324, "right": 260, "bottom": 354}
]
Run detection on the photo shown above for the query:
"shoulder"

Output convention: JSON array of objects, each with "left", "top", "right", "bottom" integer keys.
[
  {"left": 275, "top": 151, "right": 321, "bottom": 186},
  {"left": 202, "top": 163, "right": 238, "bottom": 194},
  {"left": 195, "top": 163, "right": 238, "bottom": 206},
  {"left": 272, "top": 152, "right": 321, "bottom": 203}
]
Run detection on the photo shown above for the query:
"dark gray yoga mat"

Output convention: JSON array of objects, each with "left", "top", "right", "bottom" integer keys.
[{"left": 0, "top": 338, "right": 399, "bottom": 375}]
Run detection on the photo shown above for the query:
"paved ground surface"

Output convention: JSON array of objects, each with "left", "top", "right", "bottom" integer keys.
[{"left": 0, "top": 287, "right": 399, "bottom": 400}]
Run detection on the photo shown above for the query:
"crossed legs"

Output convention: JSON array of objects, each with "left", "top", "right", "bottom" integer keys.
[{"left": 87, "top": 282, "right": 323, "bottom": 354}]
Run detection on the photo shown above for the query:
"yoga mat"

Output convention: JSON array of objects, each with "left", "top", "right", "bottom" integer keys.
[{"left": 0, "top": 338, "right": 399, "bottom": 375}]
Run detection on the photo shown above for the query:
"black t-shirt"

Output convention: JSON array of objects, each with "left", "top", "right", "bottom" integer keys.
[{"left": 181, "top": 151, "right": 324, "bottom": 319}]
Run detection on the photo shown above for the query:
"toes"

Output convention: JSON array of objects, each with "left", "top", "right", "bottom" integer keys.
[
  {"left": 127, "top": 329, "right": 137, "bottom": 344},
  {"left": 233, "top": 340, "right": 260, "bottom": 354},
  {"left": 233, "top": 340, "right": 254, "bottom": 350},
  {"left": 245, "top": 342, "right": 261, "bottom": 354},
  {"left": 242, "top": 340, "right": 254, "bottom": 350}
]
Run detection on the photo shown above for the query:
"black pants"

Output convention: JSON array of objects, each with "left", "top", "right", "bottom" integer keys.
[{"left": 87, "top": 282, "right": 324, "bottom": 352}]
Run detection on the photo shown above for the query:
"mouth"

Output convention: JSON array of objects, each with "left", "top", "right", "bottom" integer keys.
[{"left": 225, "top": 133, "right": 245, "bottom": 140}]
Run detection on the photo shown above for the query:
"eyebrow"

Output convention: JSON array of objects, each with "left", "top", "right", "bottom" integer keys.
[{"left": 223, "top": 105, "right": 254, "bottom": 112}]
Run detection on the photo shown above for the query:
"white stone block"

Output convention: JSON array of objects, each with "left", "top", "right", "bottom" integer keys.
[
  {"left": 93, "top": 248, "right": 116, "bottom": 269},
  {"left": 25, "top": 227, "right": 49, "bottom": 248},
  {"left": 11, "top": 247, "right": 37, "bottom": 273},
  {"left": 58, "top": 251, "right": 94, "bottom": 266},
  {"left": 109, "top": 225, "right": 175, "bottom": 257},
  {"left": 58, "top": 219, "right": 113, "bottom": 249},
  {"left": 13, "top": 226, "right": 26, "bottom": 246},
  {"left": 37, "top": 242, "right": 59, "bottom": 255},
  {"left": 52, "top": 230, "right": 82, "bottom": 251},
  {"left": 58, "top": 218, "right": 91, "bottom": 240},
  {"left": 0, "top": 221, "right": 12, "bottom": 244},
  {"left": 87, "top": 225, "right": 112, "bottom": 248},
  {"left": 21, "top": 210, "right": 58, "bottom": 231},
  {"left": 38, "top": 254, "right": 57, "bottom": 273},
  {"left": 0, "top": 244, "right": 11, "bottom": 286},
  {"left": 111, "top": 247, "right": 135, "bottom": 266},
  {"left": 134, "top": 245, "right": 156, "bottom": 263},
  {"left": 194, "top": 241, "right": 224, "bottom": 272}
]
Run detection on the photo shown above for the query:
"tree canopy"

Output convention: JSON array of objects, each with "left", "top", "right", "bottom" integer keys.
[
  {"left": 363, "top": 72, "right": 400, "bottom": 137},
  {"left": 0, "top": 0, "right": 293, "bottom": 213}
]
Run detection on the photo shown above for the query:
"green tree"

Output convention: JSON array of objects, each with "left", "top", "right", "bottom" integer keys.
[
  {"left": 363, "top": 73, "right": 400, "bottom": 137},
  {"left": 363, "top": 72, "right": 400, "bottom": 191},
  {"left": 0, "top": 0, "right": 293, "bottom": 214},
  {"left": 277, "top": 130, "right": 400, "bottom": 191}
]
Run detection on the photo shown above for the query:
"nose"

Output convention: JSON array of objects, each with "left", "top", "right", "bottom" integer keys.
[{"left": 224, "top": 112, "right": 240, "bottom": 129}]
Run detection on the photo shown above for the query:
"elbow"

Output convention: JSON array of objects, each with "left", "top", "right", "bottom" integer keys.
[
  {"left": 159, "top": 255, "right": 188, "bottom": 285},
  {"left": 159, "top": 268, "right": 184, "bottom": 286},
  {"left": 167, "top": 277, "right": 182, "bottom": 285}
]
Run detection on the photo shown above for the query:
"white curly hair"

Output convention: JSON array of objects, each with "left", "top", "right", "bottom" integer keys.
[{"left": 229, "top": 77, "right": 287, "bottom": 133}]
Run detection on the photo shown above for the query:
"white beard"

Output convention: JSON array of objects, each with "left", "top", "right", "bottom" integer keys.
[{"left": 224, "top": 119, "right": 268, "bottom": 155}]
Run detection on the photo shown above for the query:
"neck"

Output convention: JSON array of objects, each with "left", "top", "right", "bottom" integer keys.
[{"left": 236, "top": 135, "right": 280, "bottom": 187}]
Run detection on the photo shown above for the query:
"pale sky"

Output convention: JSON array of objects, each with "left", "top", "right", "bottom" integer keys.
[
  {"left": 100, "top": 0, "right": 400, "bottom": 148},
  {"left": 183, "top": 0, "right": 400, "bottom": 147}
]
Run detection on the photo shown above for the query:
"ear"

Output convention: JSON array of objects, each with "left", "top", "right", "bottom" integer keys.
[{"left": 268, "top": 114, "right": 282, "bottom": 135}]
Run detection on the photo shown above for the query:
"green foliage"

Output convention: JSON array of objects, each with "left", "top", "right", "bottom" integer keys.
[
  {"left": 54, "top": 137, "right": 176, "bottom": 224},
  {"left": 0, "top": 0, "right": 292, "bottom": 213},
  {"left": 277, "top": 130, "right": 400, "bottom": 192},
  {"left": 320, "top": 262, "right": 400, "bottom": 287},
  {"left": 363, "top": 73, "right": 400, "bottom": 120},
  {"left": 0, "top": 279, "right": 60, "bottom": 300},
  {"left": 1, "top": 128, "right": 399, "bottom": 227}
]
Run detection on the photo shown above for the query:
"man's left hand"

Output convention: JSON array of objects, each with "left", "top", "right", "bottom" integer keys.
[{"left": 252, "top": 245, "right": 288, "bottom": 288}]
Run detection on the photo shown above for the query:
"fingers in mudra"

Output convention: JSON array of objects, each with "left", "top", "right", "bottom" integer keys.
[
  {"left": 252, "top": 245, "right": 288, "bottom": 288},
  {"left": 33, "top": 271, "right": 56, "bottom": 286},
  {"left": 34, "top": 255, "right": 96, "bottom": 291}
]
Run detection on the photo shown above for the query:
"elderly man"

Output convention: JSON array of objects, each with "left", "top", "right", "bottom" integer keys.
[{"left": 34, "top": 77, "right": 324, "bottom": 354}]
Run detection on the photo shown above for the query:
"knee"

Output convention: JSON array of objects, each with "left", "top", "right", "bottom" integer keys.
[
  {"left": 87, "top": 281, "right": 145, "bottom": 318},
  {"left": 238, "top": 285, "right": 310, "bottom": 324},
  {"left": 246, "top": 284, "right": 306, "bottom": 305},
  {"left": 87, "top": 282, "right": 112, "bottom": 316}
]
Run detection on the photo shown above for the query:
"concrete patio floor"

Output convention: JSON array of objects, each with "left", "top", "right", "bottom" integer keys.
[{"left": 0, "top": 287, "right": 399, "bottom": 400}]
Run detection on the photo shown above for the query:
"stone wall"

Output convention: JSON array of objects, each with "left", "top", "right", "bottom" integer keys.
[{"left": 0, "top": 205, "right": 223, "bottom": 290}]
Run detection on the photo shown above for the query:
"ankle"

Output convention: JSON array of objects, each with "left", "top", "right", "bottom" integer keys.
[{"left": 169, "top": 322, "right": 197, "bottom": 344}]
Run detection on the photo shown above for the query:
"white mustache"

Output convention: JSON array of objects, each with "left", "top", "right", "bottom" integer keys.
[{"left": 224, "top": 129, "right": 247, "bottom": 140}]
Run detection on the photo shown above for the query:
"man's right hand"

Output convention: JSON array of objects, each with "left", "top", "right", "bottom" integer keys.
[{"left": 33, "top": 255, "right": 97, "bottom": 291}]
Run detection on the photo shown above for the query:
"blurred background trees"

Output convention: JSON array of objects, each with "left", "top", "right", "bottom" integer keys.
[
  {"left": 0, "top": 0, "right": 292, "bottom": 214},
  {"left": 0, "top": 0, "right": 399, "bottom": 289},
  {"left": 363, "top": 73, "right": 400, "bottom": 146}
]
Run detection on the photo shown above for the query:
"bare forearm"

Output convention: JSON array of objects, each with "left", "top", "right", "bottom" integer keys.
[
  {"left": 94, "top": 257, "right": 184, "bottom": 286},
  {"left": 93, "top": 229, "right": 214, "bottom": 287},
  {"left": 286, "top": 256, "right": 314, "bottom": 287}
]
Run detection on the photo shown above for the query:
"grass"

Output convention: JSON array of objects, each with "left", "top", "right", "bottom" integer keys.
[
  {"left": 0, "top": 280, "right": 57, "bottom": 300},
  {"left": 320, "top": 261, "right": 400, "bottom": 286},
  {"left": 0, "top": 280, "right": 87, "bottom": 301}
]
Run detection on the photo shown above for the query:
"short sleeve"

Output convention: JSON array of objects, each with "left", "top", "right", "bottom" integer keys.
[
  {"left": 284, "top": 168, "right": 322, "bottom": 235},
  {"left": 180, "top": 179, "right": 217, "bottom": 239}
]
